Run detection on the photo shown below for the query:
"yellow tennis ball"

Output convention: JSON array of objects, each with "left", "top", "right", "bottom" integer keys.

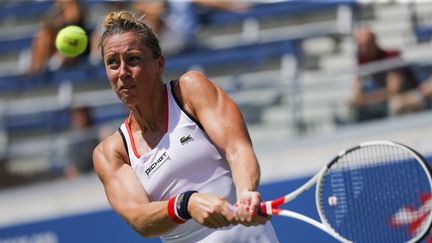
[{"left": 55, "top": 25, "right": 88, "bottom": 57}]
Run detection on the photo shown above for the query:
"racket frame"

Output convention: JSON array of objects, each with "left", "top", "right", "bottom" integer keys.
[
  {"left": 259, "top": 140, "right": 432, "bottom": 243},
  {"left": 260, "top": 166, "right": 350, "bottom": 242}
]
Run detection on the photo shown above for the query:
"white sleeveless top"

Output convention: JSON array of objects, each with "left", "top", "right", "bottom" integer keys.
[{"left": 118, "top": 81, "right": 279, "bottom": 243}]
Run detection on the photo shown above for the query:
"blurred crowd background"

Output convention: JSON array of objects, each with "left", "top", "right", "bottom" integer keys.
[
  {"left": 0, "top": 0, "right": 432, "bottom": 191},
  {"left": 2, "top": 1, "right": 432, "bottom": 242}
]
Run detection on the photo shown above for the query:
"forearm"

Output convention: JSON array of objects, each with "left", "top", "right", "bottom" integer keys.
[
  {"left": 225, "top": 144, "right": 260, "bottom": 196},
  {"left": 193, "top": 0, "right": 249, "bottom": 11},
  {"left": 225, "top": 143, "right": 267, "bottom": 225},
  {"left": 115, "top": 201, "right": 177, "bottom": 238},
  {"left": 353, "top": 84, "right": 388, "bottom": 105},
  {"left": 361, "top": 89, "right": 388, "bottom": 105},
  {"left": 94, "top": 136, "right": 180, "bottom": 238},
  {"left": 352, "top": 77, "right": 388, "bottom": 106}
]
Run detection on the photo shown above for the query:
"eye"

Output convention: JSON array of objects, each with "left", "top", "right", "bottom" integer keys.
[
  {"left": 106, "top": 58, "right": 119, "bottom": 69},
  {"left": 128, "top": 56, "right": 141, "bottom": 66}
]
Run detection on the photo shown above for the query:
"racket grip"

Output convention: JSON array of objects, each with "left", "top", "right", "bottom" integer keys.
[
  {"left": 231, "top": 202, "right": 269, "bottom": 216},
  {"left": 257, "top": 202, "right": 268, "bottom": 216}
]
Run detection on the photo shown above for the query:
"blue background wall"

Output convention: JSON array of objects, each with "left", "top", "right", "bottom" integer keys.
[{"left": 0, "top": 176, "right": 429, "bottom": 242}]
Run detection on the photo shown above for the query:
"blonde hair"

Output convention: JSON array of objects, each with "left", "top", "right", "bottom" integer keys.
[{"left": 99, "top": 11, "right": 161, "bottom": 58}]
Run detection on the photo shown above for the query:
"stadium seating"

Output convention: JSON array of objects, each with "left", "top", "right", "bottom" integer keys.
[
  {"left": 0, "top": 0, "right": 355, "bottom": 57},
  {"left": 0, "top": 2, "right": 355, "bottom": 86},
  {"left": 0, "top": 0, "right": 362, "bottom": 170},
  {"left": 0, "top": 0, "right": 358, "bottom": 136},
  {"left": 203, "top": 0, "right": 354, "bottom": 26},
  {"left": 2, "top": 37, "right": 297, "bottom": 133},
  {"left": 407, "top": 1, "right": 432, "bottom": 43},
  {"left": 0, "top": 1, "right": 51, "bottom": 22},
  {"left": 3, "top": 4, "right": 432, "bottom": 241}
]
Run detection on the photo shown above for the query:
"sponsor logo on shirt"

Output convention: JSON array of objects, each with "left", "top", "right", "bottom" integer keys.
[
  {"left": 145, "top": 151, "right": 170, "bottom": 177},
  {"left": 180, "top": 135, "right": 193, "bottom": 145}
]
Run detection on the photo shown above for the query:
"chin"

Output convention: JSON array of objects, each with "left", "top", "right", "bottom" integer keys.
[
  {"left": 123, "top": 100, "right": 139, "bottom": 107},
  {"left": 119, "top": 95, "right": 138, "bottom": 107}
]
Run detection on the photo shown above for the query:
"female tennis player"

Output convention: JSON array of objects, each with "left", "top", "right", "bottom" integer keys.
[{"left": 92, "top": 11, "right": 279, "bottom": 242}]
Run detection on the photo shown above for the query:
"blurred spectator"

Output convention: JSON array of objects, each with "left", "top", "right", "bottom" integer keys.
[
  {"left": 158, "top": 0, "right": 250, "bottom": 55},
  {"left": 349, "top": 26, "right": 420, "bottom": 122},
  {"left": 63, "top": 106, "right": 99, "bottom": 179},
  {"left": 89, "top": 0, "right": 250, "bottom": 65},
  {"left": 25, "top": 0, "right": 89, "bottom": 76},
  {"left": 89, "top": 1, "right": 129, "bottom": 65},
  {"left": 389, "top": 75, "right": 432, "bottom": 114}
]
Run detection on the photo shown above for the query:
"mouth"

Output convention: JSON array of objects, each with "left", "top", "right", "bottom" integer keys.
[{"left": 120, "top": 85, "right": 136, "bottom": 91}]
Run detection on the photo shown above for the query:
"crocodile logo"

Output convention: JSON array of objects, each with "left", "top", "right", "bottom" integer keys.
[{"left": 180, "top": 135, "right": 193, "bottom": 145}]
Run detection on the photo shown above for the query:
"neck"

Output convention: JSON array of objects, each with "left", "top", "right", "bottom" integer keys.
[{"left": 129, "top": 84, "right": 167, "bottom": 133}]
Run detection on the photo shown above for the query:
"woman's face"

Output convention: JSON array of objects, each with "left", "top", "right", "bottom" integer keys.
[{"left": 103, "top": 32, "right": 164, "bottom": 107}]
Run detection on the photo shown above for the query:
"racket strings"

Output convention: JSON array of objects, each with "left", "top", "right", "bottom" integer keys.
[
  {"left": 382, "top": 145, "right": 401, "bottom": 242},
  {"left": 368, "top": 145, "right": 424, "bottom": 242},
  {"left": 318, "top": 143, "right": 432, "bottom": 243},
  {"left": 343, "top": 145, "right": 384, "bottom": 242},
  {"left": 388, "top": 145, "right": 410, "bottom": 242}
]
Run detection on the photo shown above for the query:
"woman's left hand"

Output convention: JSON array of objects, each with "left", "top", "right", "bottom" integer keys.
[{"left": 234, "top": 190, "right": 271, "bottom": 226}]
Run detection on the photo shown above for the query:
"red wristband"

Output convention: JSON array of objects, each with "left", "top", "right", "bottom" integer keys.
[{"left": 167, "top": 195, "right": 186, "bottom": 224}]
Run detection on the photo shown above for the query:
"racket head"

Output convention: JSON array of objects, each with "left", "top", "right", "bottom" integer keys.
[{"left": 316, "top": 141, "right": 432, "bottom": 243}]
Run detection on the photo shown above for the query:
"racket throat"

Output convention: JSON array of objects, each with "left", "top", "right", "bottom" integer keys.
[{"left": 260, "top": 201, "right": 279, "bottom": 216}]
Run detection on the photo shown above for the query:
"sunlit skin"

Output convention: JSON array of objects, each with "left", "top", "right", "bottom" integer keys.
[
  {"left": 102, "top": 32, "right": 166, "bottom": 152},
  {"left": 102, "top": 31, "right": 267, "bottom": 224},
  {"left": 94, "top": 29, "right": 269, "bottom": 239},
  {"left": 103, "top": 32, "right": 164, "bottom": 107}
]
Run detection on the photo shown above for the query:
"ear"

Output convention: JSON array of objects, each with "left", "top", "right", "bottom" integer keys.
[{"left": 157, "top": 56, "right": 165, "bottom": 76}]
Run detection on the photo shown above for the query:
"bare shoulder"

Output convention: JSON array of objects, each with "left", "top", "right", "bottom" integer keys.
[
  {"left": 177, "top": 71, "right": 218, "bottom": 95},
  {"left": 174, "top": 71, "right": 224, "bottom": 117},
  {"left": 176, "top": 71, "right": 220, "bottom": 103},
  {"left": 93, "top": 131, "right": 129, "bottom": 180}
]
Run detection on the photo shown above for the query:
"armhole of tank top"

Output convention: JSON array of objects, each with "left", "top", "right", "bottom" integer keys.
[
  {"left": 117, "top": 127, "right": 131, "bottom": 165},
  {"left": 169, "top": 80, "right": 205, "bottom": 131}
]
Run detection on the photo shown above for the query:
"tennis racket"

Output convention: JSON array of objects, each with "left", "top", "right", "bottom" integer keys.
[{"left": 258, "top": 141, "right": 432, "bottom": 243}]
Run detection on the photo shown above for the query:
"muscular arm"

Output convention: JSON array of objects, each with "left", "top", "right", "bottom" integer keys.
[
  {"left": 176, "top": 71, "right": 264, "bottom": 223},
  {"left": 93, "top": 133, "right": 177, "bottom": 237}
]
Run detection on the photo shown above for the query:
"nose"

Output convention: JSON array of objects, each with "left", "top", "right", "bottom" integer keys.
[{"left": 119, "top": 61, "right": 131, "bottom": 80}]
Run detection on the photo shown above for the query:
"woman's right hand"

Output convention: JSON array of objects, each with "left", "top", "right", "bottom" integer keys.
[{"left": 187, "top": 193, "right": 237, "bottom": 228}]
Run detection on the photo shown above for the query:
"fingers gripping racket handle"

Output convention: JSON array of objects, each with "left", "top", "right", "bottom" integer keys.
[
  {"left": 258, "top": 202, "right": 268, "bottom": 216},
  {"left": 258, "top": 198, "right": 286, "bottom": 216},
  {"left": 230, "top": 201, "right": 275, "bottom": 215}
]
